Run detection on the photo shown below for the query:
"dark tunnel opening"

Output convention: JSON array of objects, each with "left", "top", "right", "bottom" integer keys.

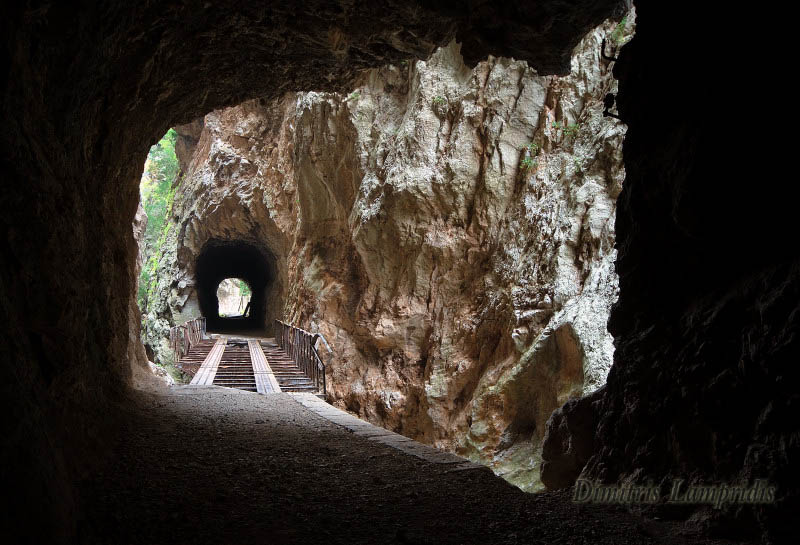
[
  {"left": 2, "top": 1, "right": 798, "bottom": 542},
  {"left": 195, "top": 240, "right": 277, "bottom": 334}
]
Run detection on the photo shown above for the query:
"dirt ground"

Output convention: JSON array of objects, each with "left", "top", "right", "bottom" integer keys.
[{"left": 77, "top": 388, "right": 754, "bottom": 544}]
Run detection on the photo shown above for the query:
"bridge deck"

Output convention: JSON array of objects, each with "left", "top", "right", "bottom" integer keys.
[
  {"left": 187, "top": 336, "right": 320, "bottom": 395},
  {"left": 189, "top": 338, "right": 226, "bottom": 385}
]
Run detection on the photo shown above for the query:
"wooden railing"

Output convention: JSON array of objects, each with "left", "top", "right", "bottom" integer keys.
[
  {"left": 169, "top": 317, "right": 207, "bottom": 363},
  {"left": 275, "top": 320, "right": 330, "bottom": 396}
]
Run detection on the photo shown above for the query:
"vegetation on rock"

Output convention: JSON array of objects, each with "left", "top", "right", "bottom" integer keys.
[
  {"left": 138, "top": 129, "right": 180, "bottom": 311},
  {"left": 611, "top": 16, "right": 632, "bottom": 45}
]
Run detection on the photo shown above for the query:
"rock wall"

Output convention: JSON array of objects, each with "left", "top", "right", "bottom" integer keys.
[
  {"left": 145, "top": 18, "right": 629, "bottom": 490},
  {"left": 576, "top": 4, "right": 799, "bottom": 539}
]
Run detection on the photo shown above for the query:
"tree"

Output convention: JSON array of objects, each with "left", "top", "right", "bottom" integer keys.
[{"left": 238, "top": 279, "right": 252, "bottom": 298}]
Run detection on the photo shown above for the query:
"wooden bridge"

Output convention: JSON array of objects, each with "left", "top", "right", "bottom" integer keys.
[{"left": 171, "top": 318, "right": 328, "bottom": 396}]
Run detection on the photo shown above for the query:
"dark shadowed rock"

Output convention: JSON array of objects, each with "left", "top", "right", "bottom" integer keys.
[
  {"left": 541, "top": 386, "right": 604, "bottom": 490},
  {"left": 578, "top": 3, "right": 799, "bottom": 540}
]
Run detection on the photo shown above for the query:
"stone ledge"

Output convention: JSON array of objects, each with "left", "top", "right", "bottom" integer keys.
[{"left": 290, "top": 393, "right": 485, "bottom": 469}]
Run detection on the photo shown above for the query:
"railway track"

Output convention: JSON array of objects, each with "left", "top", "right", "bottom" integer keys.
[
  {"left": 185, "top": 337, "right": 319, "bottom": 395},
  {"left": 175, "top": 339, "right": 217, "bottom": 376},
  {"left": 213, "top": 340, "right": 257, "bottom": 391},
  {"left": 260, "top": 341, "right": 317, "bottom": 393}
]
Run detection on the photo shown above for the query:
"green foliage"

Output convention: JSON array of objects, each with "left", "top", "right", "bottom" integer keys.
[
  {"left": 551, "top": 121, "right": 561, "bottom": 130},
  {"left": 521, "top": 157, "right": 537, "bottom": 171},
  {"left": 137, "top": 129, "right": 180, "bottom": 311},
  {"left": 573, "top": 157, "right": 583, "bottom": 173},
  {"left": 140, "top": 129, "right": 179, "bottom": 250},
  {"left": 432, "top": 95, "right": 446, "bottom": 106},
  {"left": 346, "top": 91, "right": 360, "bottom": 102},
  {"left": 137, "top": 267, "right": 151, "bottom": 309},
  {"left": 520, "top": 142, "right": 540, "bottom": 173},
  {"left": 140, "top": 192, "right": 176, "bottom": 309},
  {"left": 564, "top": 123, "right": 580, "bottom": 138},
  {"left": 611, "top": 16, "right": 630, "bottom": 45},
  {"left": 238, "top": 279, "right": 252, "bottom": 298}
]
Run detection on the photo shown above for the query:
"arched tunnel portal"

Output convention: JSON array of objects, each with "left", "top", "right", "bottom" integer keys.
[
  {"left": 195, "top": 240, "right": 280, "bottom": 334},
  {"left": 2, "top": 2, "right": 797, "bottom": 542}
]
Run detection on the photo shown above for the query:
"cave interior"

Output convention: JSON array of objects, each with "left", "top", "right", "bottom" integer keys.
[{"left": 0, "top": 1, "right": 796, "bottom": 542}]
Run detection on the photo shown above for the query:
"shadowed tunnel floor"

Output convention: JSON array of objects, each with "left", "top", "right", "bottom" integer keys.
[{"left": 77, "top": 389, "right": 752, "bottom": 545}]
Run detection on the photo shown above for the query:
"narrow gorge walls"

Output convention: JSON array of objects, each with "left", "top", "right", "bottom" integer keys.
[{"left": 143, "top": 17, "right": 631, "bottom": 491}]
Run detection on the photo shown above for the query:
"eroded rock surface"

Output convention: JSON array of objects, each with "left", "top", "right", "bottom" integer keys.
[{"left": 144, "top": 19, "right": 629, "bottom": 490}]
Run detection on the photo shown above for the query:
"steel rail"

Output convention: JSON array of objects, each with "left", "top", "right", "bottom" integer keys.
[
  {"left": 274, "top": 319, "right": 328, "bottom": 397},
  {"left": 169, "top": 317, "right": 207, "bottom": 363}
]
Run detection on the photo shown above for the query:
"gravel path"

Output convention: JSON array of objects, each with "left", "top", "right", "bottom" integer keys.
[{"left": 77, "top": 388, "right": 749, "bottom": 545}]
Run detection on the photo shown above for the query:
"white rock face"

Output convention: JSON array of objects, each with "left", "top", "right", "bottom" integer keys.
[
  {"left": 143, "top": 16, "right": 629, "bottom": 491},
  {"left": 216, "top": 279, "right": 249, "bottom": 317},
  {"left": 147, "top": 361, "right": 175, "bottom": 386}
]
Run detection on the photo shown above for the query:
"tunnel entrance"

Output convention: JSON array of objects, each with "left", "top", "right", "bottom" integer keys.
[
  {"left": 216, "top": 278, "right": 252, "bottom": 318},
  {"left": 195, "top": 240, "right": 278, "bottom": 335}
]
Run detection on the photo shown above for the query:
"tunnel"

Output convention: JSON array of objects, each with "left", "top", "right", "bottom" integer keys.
[
  {"left": 1, "top": 1, "right": 797, "bottom": 543},
  {"left": 195, "top": 240, "right": 278, "bottom": 334}
]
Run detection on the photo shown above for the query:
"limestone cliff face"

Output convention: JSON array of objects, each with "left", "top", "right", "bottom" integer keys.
[{"left": 144, "top": 18, "right": 627, "bottom": 491}]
